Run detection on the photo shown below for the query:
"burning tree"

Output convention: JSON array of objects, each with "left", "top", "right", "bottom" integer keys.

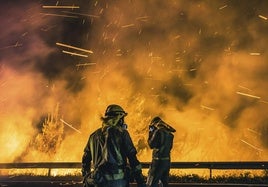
[
  {"left": 34, "top": 104, "right": 64, "bottom": 156},
  {"left": 14, "top": 104, "right": 64, "bottom": 162}
]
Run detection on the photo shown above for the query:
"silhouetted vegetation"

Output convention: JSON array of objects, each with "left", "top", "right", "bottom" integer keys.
[{"left": 169, "top": 171, "right": 268, "bottom": 184}]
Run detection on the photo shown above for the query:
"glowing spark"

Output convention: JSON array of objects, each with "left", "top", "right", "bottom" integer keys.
[
  {"left": 60, "top": 119, "right": 81, "bottom": 134},
  {"left": 40, "top": 13, "right": 78, "bottom": 18},
  {"left": 116, "top": 49, "right": 123, "bottom": 56},
  {"left": 238, "top": 85, "right": 252, "bottom": 91},
  {"left": 21, "top": 32, "right": 28, "bottom": 37},
  {"left": 151, "top": 56, "right": 162, "bottom": 61},
  {"left": 173, "top": 35, "right": 181, "bottom": 40},
  {"left": 247, "top": 128, "right": 261, "bottom": 136},
  {"left": 240, "top": 139, "right": 263, "bottom": 151},
  {"left": 136, "top": 16, "right": 149, "bottom": 21},
  {"left": 76, "top": 63, "right": 96, "bottom": 67},
  {"left": 201, "top": 105, "right": 215, "bottom": 111},
  {"left": 62, "top": 50, "right": 88, "bottom": 58},
  {"left": 144, "top": 77, "right": 161, "bottom": 81},
  {"left": 42, "top": 6, "right": 80, "bottom": 9},
  {"left": 121, "top": 24, "right": 135, "bottom": 28},
  {"left": 184, "top": 84, "right": 192, "bottom": 86},
  {"left": 236, "top": 92, "right": 260, "bottom": 99},
  {"left": 56, "top": 42, "right": 93, "bottom": 54},
  {"left": 0, "top": 42, "right": 22, "bottom": 50},
  {"left": 136, "top": 16, "right": 148, "bottom": 20},
  {"left": 249, "top": 53, "right": 261, "bottom": 56},
  {"left": 41, "top": 26, "right": 56, "bottom": 32},
  {"left": 219, "top": 5, "right": 228, "bottom": 10},
  {"left": 190, "top": 68, "right": 196, "bottom": 71},
  {"left": 62, "top": 11, "right": 100, "bottom": 18},
  {"left": 258, "top": 15, "right": 268, "bottom": 20},
  {"left": 259, "top": 100, "right": 268, "bottom": 104}
]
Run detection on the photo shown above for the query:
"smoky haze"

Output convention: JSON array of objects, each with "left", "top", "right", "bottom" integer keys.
[{"left": 0, "top": 0, "right": 268, "bottom": 162}]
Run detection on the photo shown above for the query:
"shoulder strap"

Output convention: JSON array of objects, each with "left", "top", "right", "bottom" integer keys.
[{"left": 89, "top": 128, "right": 105, "bottom": 169}]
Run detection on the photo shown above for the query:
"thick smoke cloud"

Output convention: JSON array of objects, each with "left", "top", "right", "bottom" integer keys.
[{"left": 1, "top": 0, "right": 268, "bottom": 162}]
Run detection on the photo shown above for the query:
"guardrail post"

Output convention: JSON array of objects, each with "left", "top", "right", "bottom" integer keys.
[{"left": 48, "top": 168, "right": 51, "bottom": 177}]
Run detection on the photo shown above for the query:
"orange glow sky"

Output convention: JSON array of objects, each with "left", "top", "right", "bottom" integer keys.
[{"left": 0, "top": 0, "right": 268, "bottom": 163}]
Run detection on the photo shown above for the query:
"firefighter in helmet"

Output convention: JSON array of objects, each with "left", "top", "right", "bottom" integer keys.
[
  {"left": 146, "top": 116, "right": 176, "bottom": 187},
  {"left": 82, "top": 104, "right": 146, "bottom": 187}
]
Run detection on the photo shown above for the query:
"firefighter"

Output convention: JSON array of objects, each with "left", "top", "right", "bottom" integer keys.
[
  {"left": 82, "top": 104, "right": 146, "bottom": 187},
  {"left": 146, "top": 116, "right": 176, "bottom": 187}
]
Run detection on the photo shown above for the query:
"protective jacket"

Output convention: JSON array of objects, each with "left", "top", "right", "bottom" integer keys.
[
  {"left": 147, "top": 126, "right": 174, "bottom": 187},
  {"left": 148, "top": 127, "right": 174, "bottom": 160},
  {"left": 82, "top": 125, "right": 145, "bottom": 186}
]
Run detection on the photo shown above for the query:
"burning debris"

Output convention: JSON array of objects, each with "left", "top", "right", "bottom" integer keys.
[
  {"left": 62, "top": 11, "right": 100, "bottom": 18},
  {"left": 258, "top": 14, "right": 268, "bottom": 20},
  {"left": 42, "top": 5, "right": 80, "bottom": 9},
  {"left": 56, "top": 42, "right": 93, "bottom": 58},
  {"left": 219, "top": 5, "right": 228, "bottom": 10},
  {"left": 76, "top": 63, "right": 96, "bottom": 67},
  {"left": 62, "top": 50, "right": 89, "bottom": 57},
  {"left": 60, "top": 119, "right": 81, "bottom": 134},
  {"left": 0, "top": 42, "right": 23, "bottom": 50},
  {"left": 240, "top": 139, "right": 263, "bottom": 152},
  {"left": 56, "top": 42, "right": 93, "bottom": 54},
  {"left": 200, "top": 105, "right": 215, "bottom": 111},
  {"left": 249, "top": 53, "right": 261, "bottom": 56},
  {"left": 40, "top": 13, "right": 79, "bottom": 18},
  {"left": 236, "top": 92, "right": 261, "bottom": 100}
]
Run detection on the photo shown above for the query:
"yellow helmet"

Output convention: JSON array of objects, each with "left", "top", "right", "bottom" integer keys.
[
  {"left": 104, "top": 104, "right": 127, "bottom": 118},
  {"left": 150, "top": 116, "right": 176, "bottom": 132}
]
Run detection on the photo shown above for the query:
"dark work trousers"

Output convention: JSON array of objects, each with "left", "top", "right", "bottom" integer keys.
[{"left": 147, "top": 159, "right": 170, "bottom": 187}]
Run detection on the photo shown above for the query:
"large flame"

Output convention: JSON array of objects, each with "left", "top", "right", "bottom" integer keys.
[{"left": 0, "top": 0, "right": 268, "bottom": 165}]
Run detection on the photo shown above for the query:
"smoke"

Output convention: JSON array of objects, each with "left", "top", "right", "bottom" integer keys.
[{"left": 1, "top": 0, "right": 268, "bottom": 162}]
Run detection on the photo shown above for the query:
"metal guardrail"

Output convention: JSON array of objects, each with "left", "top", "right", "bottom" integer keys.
[{"left": 0, "top": 162, "right": 268, "bottom": 178}]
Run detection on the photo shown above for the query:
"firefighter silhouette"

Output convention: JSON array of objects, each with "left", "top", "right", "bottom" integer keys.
[
  {"left": 147, "top": 116, "right": 176, "bottom": 187},
  {"left": 82, "top": 104, "right": 146, "bottom": 187}
]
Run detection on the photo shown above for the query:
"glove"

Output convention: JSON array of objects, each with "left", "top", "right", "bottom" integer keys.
[{"left": 133, "top": 170, "right": 146, "bottom": 185}]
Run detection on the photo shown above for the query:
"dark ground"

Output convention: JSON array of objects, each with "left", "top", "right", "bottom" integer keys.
[{"left": 1, "top": 176, "right": 268, "bottom": 187}]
